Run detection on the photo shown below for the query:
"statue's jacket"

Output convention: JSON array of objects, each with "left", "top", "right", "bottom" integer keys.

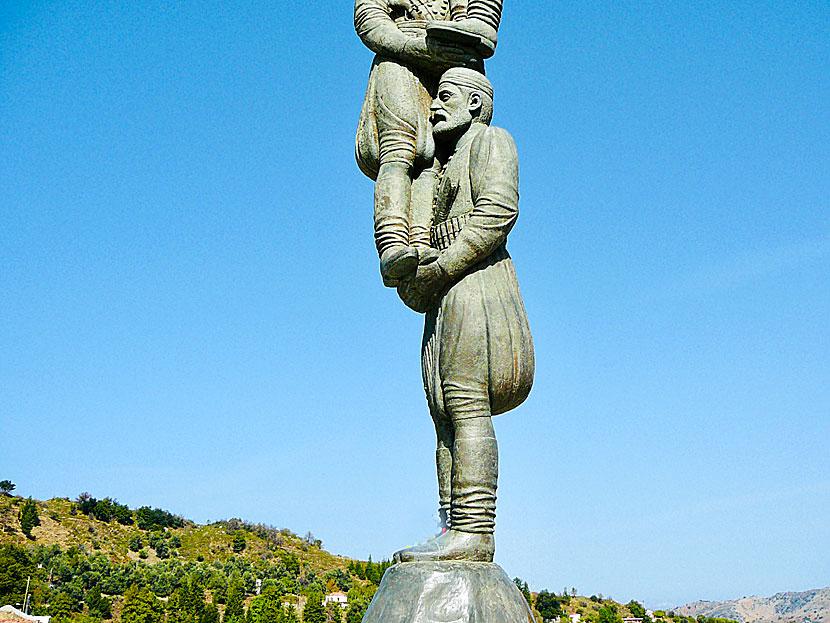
[{"left": 423, "top": 123, "right": 535, "bottom": 419}]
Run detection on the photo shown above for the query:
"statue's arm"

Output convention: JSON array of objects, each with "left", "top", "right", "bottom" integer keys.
[
  {"left": 437, "top": 126, "right": 520, "bottom": 280},
  {"left": 354, "top": 0, "right": 410, "bottom": 58},
  {"left": 355, "top": 0, "right": 473, "bottom": 71}
]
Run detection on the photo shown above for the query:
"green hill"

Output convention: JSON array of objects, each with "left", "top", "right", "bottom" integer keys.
[{"left": 0, "top": 491, "right": 732, "bottom": 623}]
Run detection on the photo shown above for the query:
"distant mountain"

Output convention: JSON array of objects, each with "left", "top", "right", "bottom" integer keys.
[{"left": 677, "top": 587, "right": 830, "bottom": 623}]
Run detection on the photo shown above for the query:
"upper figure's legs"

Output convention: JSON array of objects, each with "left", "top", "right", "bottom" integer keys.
[{"left": 364, "top": 59, "right": 436, "bottom": 285}]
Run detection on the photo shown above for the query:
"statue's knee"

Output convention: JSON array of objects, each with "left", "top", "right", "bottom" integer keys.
[{"left": 453, "top": 416, "right": 494, "bottom": 439}]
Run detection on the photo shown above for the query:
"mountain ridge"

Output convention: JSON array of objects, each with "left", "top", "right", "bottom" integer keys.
[{"left": 677, "top": 587, "right": 830, "bottom": 623}]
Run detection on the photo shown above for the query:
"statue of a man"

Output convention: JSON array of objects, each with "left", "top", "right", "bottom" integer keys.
[
  {"left": 354, "top": 0, "right": 504, "bottom": 286},
  {"left": 394, "top": 67, "right": 534, "bottom": 562}
]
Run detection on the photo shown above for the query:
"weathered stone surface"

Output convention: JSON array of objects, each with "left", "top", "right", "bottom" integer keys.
[{"left": 362, "top": 562, "right": 535, "bottom": 623}]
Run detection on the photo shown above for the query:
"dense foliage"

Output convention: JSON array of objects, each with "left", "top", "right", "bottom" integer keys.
[{"left": 0, "top": 535, "right": 386, "bottom": 623}]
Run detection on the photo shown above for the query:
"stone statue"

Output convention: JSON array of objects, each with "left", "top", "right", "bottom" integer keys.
[
  {"left": 393, "top": 67, "right": 534, "bottom": 563},
  {"left": 354, "top": 4, "right": 536, "bottom": 621}
]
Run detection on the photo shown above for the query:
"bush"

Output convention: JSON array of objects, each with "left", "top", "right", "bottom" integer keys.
[
  {"left": 129, "top": 535, "right": 143, "bottom": 552},
  {"left": 232, "top": 534, "right": 246, "bottom": 553}
]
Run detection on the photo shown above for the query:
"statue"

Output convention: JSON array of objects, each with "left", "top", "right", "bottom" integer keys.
[
  {"left": 354, "top": 4, "right": 536, "bottom": 622},
  {"left": 394, "top": 67, "right": 534, "bottom": 563}
]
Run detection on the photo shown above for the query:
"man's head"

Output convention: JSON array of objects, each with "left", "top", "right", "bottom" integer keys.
[{"left": 431, "top": 68, "right": 494, "bottom": 141}]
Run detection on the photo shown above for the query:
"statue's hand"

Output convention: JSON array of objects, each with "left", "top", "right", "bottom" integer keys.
[
  {"left": 402, "top": 35, "right": 475, "bottom": 72},
  {"left": 397, "top": 260, "right": 451, "bottom": 313}
]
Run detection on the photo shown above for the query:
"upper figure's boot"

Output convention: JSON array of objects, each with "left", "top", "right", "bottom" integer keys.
[{"left": 426, "top": 0, "right": 503, "bottom": 58}]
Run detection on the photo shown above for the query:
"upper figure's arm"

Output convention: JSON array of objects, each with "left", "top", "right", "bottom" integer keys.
[
  {"left": 438, "top": 126, "right": 520, "bottom": 279},
  {"left": 355, "top": 0, "right": 408, "bottom": 58}
]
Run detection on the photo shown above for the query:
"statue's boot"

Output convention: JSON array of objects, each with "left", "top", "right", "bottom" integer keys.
[
  {"left": 393, "top": 529, "right": 494, "bottom": 563},
  {"left": 380, "top": 246, "right": 419, "bottom": 286},
  {"left": 394, "top": 434, "right": 497, "bottom": 563},
  {"left": 427, "top": 0, "right": 503, "bottom": 58}
]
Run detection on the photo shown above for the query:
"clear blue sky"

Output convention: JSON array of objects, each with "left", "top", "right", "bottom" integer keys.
[{"left": 2, "top": 1, "right": 829, "bottom": 610}]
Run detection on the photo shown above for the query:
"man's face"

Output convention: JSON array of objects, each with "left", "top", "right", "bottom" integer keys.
[{"left": 431, "top": 82, "right": 475, "bottom": 141}]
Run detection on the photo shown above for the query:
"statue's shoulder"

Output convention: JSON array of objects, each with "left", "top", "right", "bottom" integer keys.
[{"left": 470, "top": 125, "right": 518, "bottom": 168}]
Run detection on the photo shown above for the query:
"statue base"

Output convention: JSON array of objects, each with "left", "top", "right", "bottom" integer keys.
[{"left": 362, "top": 561, "right": 534, "bottom": 623}]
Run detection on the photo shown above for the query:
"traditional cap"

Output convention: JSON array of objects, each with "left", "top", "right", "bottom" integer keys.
[{"left": 439, "top": 67, "right": 494, "bottom": 100}]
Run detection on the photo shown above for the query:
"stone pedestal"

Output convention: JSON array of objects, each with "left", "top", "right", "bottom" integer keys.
[{"left": 362, "top": 561, "right": 535, "bottom": 623}]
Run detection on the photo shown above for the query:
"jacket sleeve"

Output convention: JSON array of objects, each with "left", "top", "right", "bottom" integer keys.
[
  {"left": 355, "top": 0, "right": 409, "bottom": 57},
  {"left": 437, "top": 125, "right": 520, "bottom": 279}
]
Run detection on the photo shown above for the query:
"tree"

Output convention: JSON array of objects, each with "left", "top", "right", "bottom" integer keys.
[
  {"left": 201, "top": 604, "right": 220, "bottom": 623},
  {"left": 121, "top": 585, "right": 165, "bottom": 623},
  {"left": 252, "top": 589, "right": 285, "bottom": 623},
  {"left": 153, "top": 540, "right": 170, "bottom": 559},
  {"left": 628, "top": 601, "right": 650, "bottom": 622},
  {"left": 232, "top": 534, "right": 247, "bottom": 553},
  {"left": 224, "top": 580, "right": 245, "bottom": 623},
  {"left": 76, "top": 493, "right": 97, "bottom": 516},
  {"left": 513, "top": 578, "right": 531, "bottom": 605},
  {"left": 129, "top": 535, "right": 144, "bottom": 552},
  {"left": 281, "top": 552, "right": 300, "bottom": 577},
  {"left": 86, "top": 586, "right": 112, "bottom": 619},
  {"left": 50, "top": 593, "right": 74, "bottom": 623},
  {"left": 0, "top": 480, "right": 14, "bottom": 496},
  {"left": 535, "top": 591, "right": 564, "bottom": 622},
  {"left": 18, "top": 498, "right": 41, "bottom": 538},
  {"left": 599, "top": 605, "right": 622, "bottom": 623},
  {"left": 302, "top": 593, "right": 325, "bottom": 623},
  {"left": 92, "top": 498, "right": 114, "bottom": 522},
  {"left": 324, "top": 569, "right": 351, "bottom": 594},
  {"left": 113, "top": 502, "right": 134, "bottom": 525},
  {"left": 0, "top": 545, "right": 35, "bottom": 606},
  {"left": 303, "top": 532, "right": 322, "bottom": 549},
  {"left": 325, "top": 603, "right": 341, "bottom": 623},
  {"left": 345, "top": 606, "right": 363, "bottom": 623}
]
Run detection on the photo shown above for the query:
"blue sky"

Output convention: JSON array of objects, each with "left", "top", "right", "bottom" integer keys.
[{"left": 2, "top": 0, "right": 829, "bottom": 609}]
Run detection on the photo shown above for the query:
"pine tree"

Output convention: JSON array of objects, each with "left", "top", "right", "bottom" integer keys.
[
  {"left": 202, "top": 604, "right": 220, "bottom": 623},
  {"left": 18, "top": 498, "right": 40, "bottom": 538},
  {"left": 49, "top": 593, "right": 74, "bottom": 623},
  {"left": 302, "top": 594, "right": 325, "bottom": 623},
  {"left": 121, "top": 585, "right": 165, "bottom": 623},
  {"left": 224, "top": 580, "right": 245, "bottom": 623}
]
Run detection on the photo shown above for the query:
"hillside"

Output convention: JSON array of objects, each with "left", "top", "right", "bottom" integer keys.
[
  {"left": 1, "top": 491, "right": 731, "bottom": 623},
  {"left": 0, "top": 495, "right": 349, "bottom": 573},
  {"left": 677, "top": 588, "right": 830, "bottom": 623}
]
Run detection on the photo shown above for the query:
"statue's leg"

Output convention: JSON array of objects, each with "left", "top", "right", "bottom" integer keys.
[
  {"left": 372, "top": 60, "right": 434, "bottom": 285},
  {"left": 426, "top": 0, "right": 503, "bottom": 58},
  {"left": 374, "top": 161, "right": 418, "bottom": 284},
  {"left": 450, "top": 415, "right": 497, "bottom": 539},
  {"left": 395, "top": 376, "right": 496, "bottom": 562},
  {"left": 434, "top": 415, "right": 454, "bottom": 532},
  {"left": 409, "top": 161, "right": 440, "bottom": 265}
]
